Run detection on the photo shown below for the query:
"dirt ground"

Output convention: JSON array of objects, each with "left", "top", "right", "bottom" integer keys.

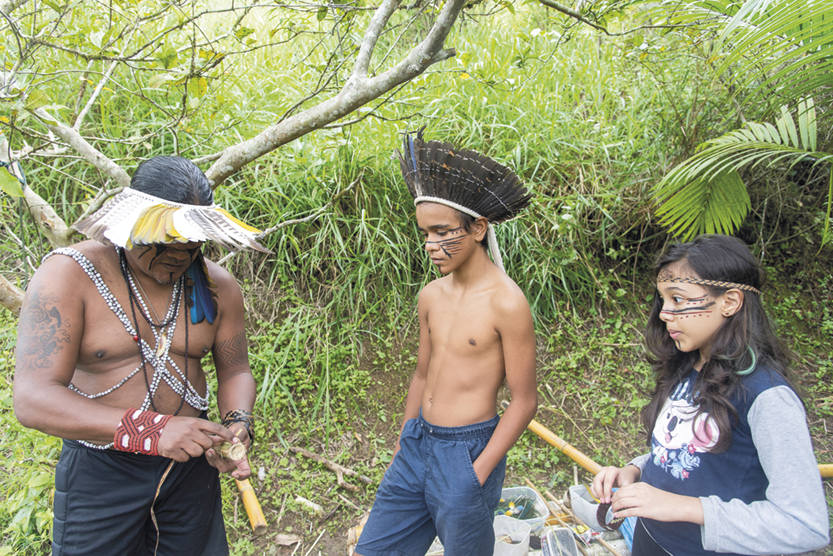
[{"left": 229, "top": 351, "right": 833, "bottom": 556}]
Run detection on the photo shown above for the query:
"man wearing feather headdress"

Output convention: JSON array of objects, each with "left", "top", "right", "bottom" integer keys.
[
  {"left": 355, "top": 131, "right": 538, "bottom": 556},
  {"left": 13, "top": 156, "right": 268, "bottom": 556}
]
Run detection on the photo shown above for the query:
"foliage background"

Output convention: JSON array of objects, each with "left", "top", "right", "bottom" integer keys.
[{"left": 1, "top": 0, "right": 832, "bottom": 553}]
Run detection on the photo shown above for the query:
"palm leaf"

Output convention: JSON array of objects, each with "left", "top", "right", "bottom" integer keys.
[
  {"left": 653, "top": 101, "right": 833, "bottom": 241},
  {"left": 645, "top": 0, "right": 833, "bottom": 122}
]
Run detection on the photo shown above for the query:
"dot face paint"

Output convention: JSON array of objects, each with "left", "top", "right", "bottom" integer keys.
[
  {"left": 415, "top": 202, "right": 481, "bottom": 275},
  {"left": 656, "top": 276, "right": 729, "bottom": 366},
  {"left": 423, "top": 226, "right": 467, "bottom": 259},
  {"left": 659, "top": 295, "right": 717, "bottom": 320}
]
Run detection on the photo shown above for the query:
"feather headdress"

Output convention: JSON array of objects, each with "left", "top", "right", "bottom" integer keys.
[
  {"left": 73, "top": 188, "right": 271, "bottom": 254},
  {"left": 397, "top": 128, "right": 532, "bottom": 270}
]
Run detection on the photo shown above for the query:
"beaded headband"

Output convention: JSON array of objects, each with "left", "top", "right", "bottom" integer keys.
[
  {"left": 657, "top": 276, "right": 762, "bottom": 295},
  {"left": 74, "top": 188, "right": 271, "bottom": 253}
]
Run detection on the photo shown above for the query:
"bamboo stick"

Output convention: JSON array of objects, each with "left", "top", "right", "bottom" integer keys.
[
  {"left": 236, "top": 479, "right": 267, "bottom": 535},
  {"left": 523, "top": 477, "right": 555, "bottom": 519},
  {"left": 501, "top": 400, "right": 601, "bottom": 475}
]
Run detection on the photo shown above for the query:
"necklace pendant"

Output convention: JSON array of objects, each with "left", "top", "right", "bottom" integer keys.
[{"left": 156, "top": 334, "right": 168, "bottom": 358}]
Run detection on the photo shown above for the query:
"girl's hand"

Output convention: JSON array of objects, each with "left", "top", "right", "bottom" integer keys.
[
  {"left": 611, "top": 482, "right": 704, "bottom": 524},
  {"left": 592, "top": 465, "right": 641, "bottom": 504}
]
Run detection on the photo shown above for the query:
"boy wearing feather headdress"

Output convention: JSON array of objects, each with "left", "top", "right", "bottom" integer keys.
[
  {"left": 356, "top": 131, "right": 538, "bottom": 556},
  {"left": 13, "top": 156, "right": 267, "bottom": 556}
]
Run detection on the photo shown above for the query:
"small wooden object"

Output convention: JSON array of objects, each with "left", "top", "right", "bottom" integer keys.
[{"left": 220, "top": 441, "right": 247, "bottom": 461}]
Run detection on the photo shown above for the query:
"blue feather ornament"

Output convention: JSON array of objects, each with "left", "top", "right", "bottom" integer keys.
[{"left": 186, "top": 254, "right": 217, "bottom": 324}]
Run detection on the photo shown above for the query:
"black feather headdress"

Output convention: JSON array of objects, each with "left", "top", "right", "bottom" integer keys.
[{"left": 397, "top": 128, "right": 532, "bottom": 269}]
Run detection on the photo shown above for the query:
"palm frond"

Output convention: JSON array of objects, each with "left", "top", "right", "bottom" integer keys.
[
  {"left": 647, "top": 0, "right": 833, "bottom": 121},
  {"left": 653, "top": 101, "right": 832, "bottom": 240}
]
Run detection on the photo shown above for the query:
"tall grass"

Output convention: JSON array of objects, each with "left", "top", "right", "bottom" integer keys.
[{"left": 0, "top": 4, "right": 732, "bottom": 420}]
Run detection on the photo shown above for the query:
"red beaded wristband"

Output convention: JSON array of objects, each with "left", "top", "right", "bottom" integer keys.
[{"left": 113, "top": 408, "right": 172, "bottom": 456}]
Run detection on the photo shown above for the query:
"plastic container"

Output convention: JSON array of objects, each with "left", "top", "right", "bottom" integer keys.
[
  {"left": 495, "top": 486, "right": 550, "bottom": 534},
  {"left": 541, "top": 527, "right": 580, "bottom": 556},
  {"left": 568, "top": 485, "right": 605, "bottom": 533},
  {"left": 493, "top": 515, "right": 531, "bottom": 556}
]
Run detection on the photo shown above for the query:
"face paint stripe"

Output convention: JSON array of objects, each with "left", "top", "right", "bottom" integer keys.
[{"left": 662, "top": 301, "right": 716, "bottom": 315}]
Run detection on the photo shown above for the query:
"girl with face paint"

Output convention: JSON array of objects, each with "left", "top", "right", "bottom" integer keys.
[{"left": 591, "top": 235, "right": 828, "bottom": 556}]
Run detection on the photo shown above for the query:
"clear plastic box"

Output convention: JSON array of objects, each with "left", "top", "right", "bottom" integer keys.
[{"left": 495, "top": 486, "right": 550, "bottom": 534}]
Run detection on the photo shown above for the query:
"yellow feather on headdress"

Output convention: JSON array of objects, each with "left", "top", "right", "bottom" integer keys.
[
  {"left": 215, "top": 208, "right": 261, "bottom": 233},
  {"left": 127, "top": 205, "right": 187, "bottom": 248},
  {"left": 73, "top": 188, "right": 271, "bottom": 253}
]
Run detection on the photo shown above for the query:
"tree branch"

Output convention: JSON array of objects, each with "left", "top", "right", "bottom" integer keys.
[
  {"left": 0, "top": 0, "right": 28, "bottom": 16},
  {"left": 32, "top": 109, "right": 131, "bottom": 188},
  {"left": 21, "top": 186, "right": 75, "bottom": 247},
  {"left": 204, "top": 0, "right": 466, "bottom": 187},
  {"left": 537, "top": 0, "right": 689, "bottom": 36},
  {"left": 73, "top": 60, "right": 119, "bottom": 131},
  {"left": 353, "top": 0, "right": 402, "bottom": 79},
  {"left": 0, "top": 136, "right": 74, "bottom": 248},
  {"left": 0, "top": 274, "right": 24, "bottom": 314}
]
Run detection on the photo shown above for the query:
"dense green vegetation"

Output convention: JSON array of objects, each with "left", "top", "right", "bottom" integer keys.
[{"left": 1, "top": 0, "right": 831, "bottom": 553}]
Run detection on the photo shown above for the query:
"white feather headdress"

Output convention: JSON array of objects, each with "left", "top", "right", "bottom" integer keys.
[{"left": 73, "top": 188, "right": 271, "bottom": 253}]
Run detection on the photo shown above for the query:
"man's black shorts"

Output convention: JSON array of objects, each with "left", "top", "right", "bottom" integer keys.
[{"left": 52, "top": 440, "right": 228, "bottom": 556}]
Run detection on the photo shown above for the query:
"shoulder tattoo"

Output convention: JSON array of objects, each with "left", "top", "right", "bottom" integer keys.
[
  {"left": 213, "top": 333, "right": 248, "bottom": 369},
  {"left": 16, "top": 288, "right": 72, "bottom": 370}
]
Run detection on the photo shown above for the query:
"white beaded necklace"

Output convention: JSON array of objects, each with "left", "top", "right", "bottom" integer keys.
[{"left": 44, "top": 248, "right": 210, "bottom": 449}]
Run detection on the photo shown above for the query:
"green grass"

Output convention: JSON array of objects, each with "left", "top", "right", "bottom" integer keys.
[{"left": 1, "top": 0, "right": 832, "bottom": 552}]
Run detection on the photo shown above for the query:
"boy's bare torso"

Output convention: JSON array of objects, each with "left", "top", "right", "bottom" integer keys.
[{"left": 421, "top": 272, "right": 522, "bottom": 427}]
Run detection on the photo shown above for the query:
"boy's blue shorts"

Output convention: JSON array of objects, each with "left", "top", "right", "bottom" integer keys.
[{"left": 356, "top": 411, "right": 506, "bottom": 556}]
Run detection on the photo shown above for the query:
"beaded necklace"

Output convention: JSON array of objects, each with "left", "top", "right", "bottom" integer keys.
[
  {"left": 125, "top": 262, "right": 179, "bottom": 358},
  {"left": 43, "top": 248, "right": 210, "bottom": 450},
  {"left": 118, "top": 247, "right": 187, "bottom": 416}
]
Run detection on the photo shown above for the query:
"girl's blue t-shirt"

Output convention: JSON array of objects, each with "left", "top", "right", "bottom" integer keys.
[{"left": 640, "top": 366, "right": 788, "bottom": 554}]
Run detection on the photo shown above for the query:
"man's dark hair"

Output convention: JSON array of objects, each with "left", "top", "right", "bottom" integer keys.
[{"left": 131, "top": 156, "right": 214, "bottom": 206}]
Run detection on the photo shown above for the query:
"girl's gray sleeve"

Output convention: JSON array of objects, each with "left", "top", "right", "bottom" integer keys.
[
  {"left": 627, "top": 453, "right": 649, "bottom": 475},
  {"left": 699, "top": 385, "right": 829, "bottom": 553}
]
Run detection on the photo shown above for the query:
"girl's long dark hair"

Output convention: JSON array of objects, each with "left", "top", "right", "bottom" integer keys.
[{"left": 641, "top": 234, "right": 796, "bottom": 452}]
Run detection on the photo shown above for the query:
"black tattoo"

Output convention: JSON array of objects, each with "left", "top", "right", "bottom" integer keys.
[
  {"left": 16, "top": 288, "right": 72, "bottom": 370},
  {"left": 213, "top": 333, "right": 248, "bottom": 369}
]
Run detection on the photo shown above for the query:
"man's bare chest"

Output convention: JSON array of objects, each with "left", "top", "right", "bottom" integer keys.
[{"left": 76, "top": 282, "right": 216, "bottom": 368}]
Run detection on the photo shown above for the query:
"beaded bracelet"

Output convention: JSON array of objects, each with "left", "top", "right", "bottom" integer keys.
[
  {"left": 222, "top": 409, "right": 255, "bottom": 445},
  {"left": 113, "top": 408, "right": 172, "bottom": 456}
]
